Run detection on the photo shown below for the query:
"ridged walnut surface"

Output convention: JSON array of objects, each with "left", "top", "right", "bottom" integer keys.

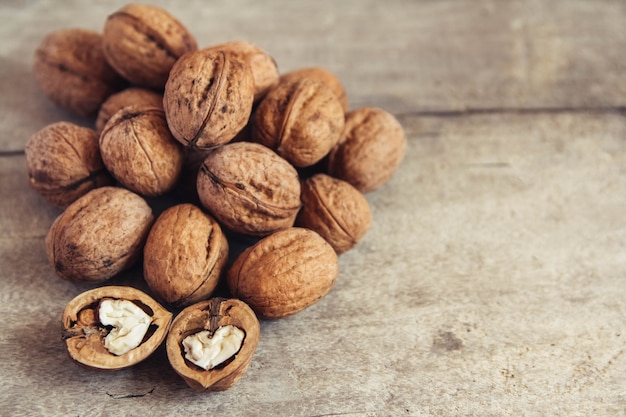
[
  {"left": 163, "top": 49, "right": 255, "bottom": 150},
  {"left": 25, "top": 122, "right": 112, "bottom": 208},
  {"left": 327, "top": 106, "right": 407, "bottom": 193},
  {"left": 32, "top": 28, "right": 125, "bottom": 116},
  {"left": 227, "top": 227, "right": 338, "bottom": 318},
  {"left": 143, "top": 203, "right": 229, "bottom": 308},
  {"left": 196, "top": 142, "right": 301, "bottom": 236},
  {"left": 102, "top": 3, "right": 198, "bottom": 89},
  {"left": 252, "top": 77, "right": 344, "bottom": 167},
  {"left": 45, "top": 186, "right": 154, "bottom": 282},
  {"left": 295, "top": 173, "right": 372, "bottom": 254},
  {"left": 99, "top": 105, "right": 183, "bottom": 197}
]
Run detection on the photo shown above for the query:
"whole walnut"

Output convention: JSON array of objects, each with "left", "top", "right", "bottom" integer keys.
[
  {"left": 280, "top": 67, "right": 349, "bottom": 112},
  {"left": 45, "top": 186, "right": 154, "bottom": 283},
  {"left": 32, "top": 28, "right": 125, "bottom": 116},
  {"left": 205, "top": 40, "right": 279, "bottom": 103},
  {"left": 295, "top": 174, "right": 372, "bottom": 254},
  {"left": 196, "top": 142, "right": 301, "bottom": 236},
  {"left": 99, "top": 105, "right": 183, "bottom": 197},
  {"left": 95, "top": 87, "right": 163, "bottom": 132},
  {"left": 102, "top": 3, "right": 198, "bottom": 89},
  {"left": 227, "top": 227, "right": 338, "bottom": 319},
  {"left": 327, "top": 107, "right": 407, "bottom": 193},
  {"left": 163, "top": 49, "right": 255, "bottom": 150},
  {"left": 25, "top": 122, "right": 112, "bottom": 208},
  {"left": 143, "top": 204, "right": 229, "bottom": 308},
  {"left": 252, "top": 78, "right": 344, "bottom": 167}
]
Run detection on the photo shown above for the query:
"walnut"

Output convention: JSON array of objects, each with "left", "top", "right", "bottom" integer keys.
[
  {"left": 196, "top": 142, "right": 301, "bottom": 236},
  {"left": 166, "top": 298, "right": 260, "bottom": 391},
  {"left": 252, "top": 77, "right": 345, "bottom": 167},
  {"left": 327, "top": 107, "right": 407, "bottom": 193},
  {"left": 25, "top": 122, "right": 112, "bottom": 208},
  {"left": 95, "top": 87, "right": 163, "bottom": 133},
  {"left": 102, "top": 3, "right": 198, "bottom": 89},
  {"left": 296, "top": 173, "right": 372, "bottom": 254},
  {"left": 227, "top": 227, "right": 338, "bottom": 318},
  {"left": 62, "top": 286, "right": 172, "bottom": 370},
  {"left": 163, "top": 49, "right": 255, "bottom": 150},
  {"left": 99, "top": 105, "right": 183, "bottom": 197},
  {"left": 32, "top": 28, "right": 125, "bottom": 117},
  {"left": 279, "top": 66, "right": 349, "bottom": 112},
  {"left": 143, "top": 204, "right": 229, "bottom": 308},
  {"left": 205, "top": 40, "right": 279, "bottom": 103},
  {"left": 45, "top": 186, "right": 154, "bottom": 283}
]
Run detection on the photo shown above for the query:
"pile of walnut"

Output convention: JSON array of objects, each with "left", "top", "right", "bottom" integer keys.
[{"left": 26, "top": 4, "right": 406, "bottom": 392}]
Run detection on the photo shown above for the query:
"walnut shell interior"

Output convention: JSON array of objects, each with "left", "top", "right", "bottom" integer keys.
[
  {"left": 62, "top": 286, "right": 172, "bottom": 370},
  {"left": 166, "top": 298, "right": 260, "bottom": 391}
]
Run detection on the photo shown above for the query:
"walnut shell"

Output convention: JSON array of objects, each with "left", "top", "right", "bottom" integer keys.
[
  {"left": 205, "top": 41, "right": 279, "bottom": 103},
  {"left": 280, "top": 66, "right": 349, "bottom": 112},
  {"left": 100, "top": 105, "right": 183, "bottom": 197},
  {"left": 196, "top": 142, "right": 301, "bottom": 236},
  {"left": 95, "top": 87, "right": 163, "bottom": 133},
  {"left": 166, "top": 298, "right": 260, "bottom": 391},
  {"left": 252, "top": 77, "right": 344, "bottom": 167},
  {"left": 45, "top": 186, "right": 154, "bottom": 283},
  {"left": 163, "top": 49, "right": 255, "bottom": 150},
  {"left": 25, "top": 122, "right": 112, "bottom": 208},
  {"left": 327, "top": 107, "right": 407, "bottom": 193},
  {"left": 62, "top": 286, "right": 172, "bottom": 370},
  {"left": 102, "top": 4, "right": 198, "bottom": 89},
  {"left": 32, "top": 28, "right": 125, "bottom": 116},
  {"left": 296, "top": 173, "right": 372, "bottom": 254},
  {"left": 227, "top": 227, "right": 338, "bottom": 318},
  {"left": 143, "top": 204, "right": 229, "bottom": 308}
]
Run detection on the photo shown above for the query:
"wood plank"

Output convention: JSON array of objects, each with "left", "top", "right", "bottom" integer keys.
[
  {"left": 2, "top": 111, "right": 626, "bottom": 416},
  {"left": 1, "top": 0, "right": 626, "bottom": 150}
]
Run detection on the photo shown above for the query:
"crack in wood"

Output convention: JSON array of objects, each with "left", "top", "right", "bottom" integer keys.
[
  {"left": 395, "top": 105, "right": 626, "bottom": 120},
  {"left": 105, "top": 386, "right": 155, "bottom": 399}
]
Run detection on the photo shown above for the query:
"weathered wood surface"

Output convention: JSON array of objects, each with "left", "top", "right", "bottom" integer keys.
[{"left": 2, "top": 1, "right": 626, "bottom": 416}]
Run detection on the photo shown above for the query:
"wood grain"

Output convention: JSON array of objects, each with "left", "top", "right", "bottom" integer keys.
[{"left": 1, "top": 1, "right": 626, "bottom": 416}]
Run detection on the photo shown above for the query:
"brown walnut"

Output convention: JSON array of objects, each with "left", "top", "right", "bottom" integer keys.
[
  {"left": 25, "top": 121, "right": 112, "bottom": 208},
  {"left": 45, "top": 186, "right": 154, "bottom": 283},
  {"left": 279, "top": 66, "right": 349, "bottom": 112},
  {"left": 62, "top": 286, "right": 172, "bottom": 370},
  {"left": 327, "top": 106, "right": 407, "bottom": 193},
  {"left": 252, "top": 77, "right": 344, "bottom": 167},
  {"left": 205, "top": 40, "right": 279, "bottom": 103},
  {"left": 196, "top": 142, "right": 301, "bottom": 236},
  {"left": 227, "top": 227, "right": 338, "bottom": 318},
  {"left": 296, "top": 173, "right": 372, "bottom": 254},
  {"left": 163, "top": 49, "right": 255, "bottom": 150},
  {"left": 143, "top": 204, "right": 229, "bottom": 308},
  {"left": 100, "top": 105, "right": 183, "bottom": 197},
  {"left": 32, "top": 28, "right": 125, "bottom": 116},
  {"left": 95, "top": 87, "right": 163, "bottom": 133},
  {"left": 166, "top": 298, "right": 260, "bottom": 391},
  {"left": 102, "top": 3, "right": 198, "bottom": 89}
]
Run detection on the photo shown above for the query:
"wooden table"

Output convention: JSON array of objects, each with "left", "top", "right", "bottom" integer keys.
[{"left": 2, "top": 1, "right": 625, "bottom": 415}]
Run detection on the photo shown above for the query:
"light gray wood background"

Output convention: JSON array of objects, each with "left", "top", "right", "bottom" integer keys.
[{"left": 1, "top": 1, "right": 626, "bottom": 416}]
